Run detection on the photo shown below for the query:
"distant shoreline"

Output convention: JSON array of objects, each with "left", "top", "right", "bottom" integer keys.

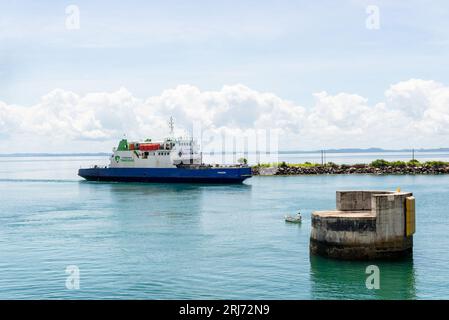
[
  {"left": 1, "top": 148, "right": 449, "bottom": 157},
  {"left": 0, "top": 153, "right": 112, "bottom": 157}
]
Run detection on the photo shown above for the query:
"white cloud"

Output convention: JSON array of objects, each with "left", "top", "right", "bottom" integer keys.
[{"left": 1, "top": 79, "right": 449, "bottom": 153}]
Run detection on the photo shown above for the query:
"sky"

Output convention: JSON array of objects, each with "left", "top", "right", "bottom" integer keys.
[{"left": 1, "top": 0, "right": 449, "bottom": 152}]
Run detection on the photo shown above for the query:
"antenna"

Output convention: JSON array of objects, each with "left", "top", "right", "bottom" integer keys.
[{"left": 168, "top": 116, "right": 174, "bottom": 136}]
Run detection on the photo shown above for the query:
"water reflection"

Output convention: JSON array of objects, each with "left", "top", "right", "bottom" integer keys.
[
  {"left": 310, "top": 255, "right": 416, "bottom": 299},
  {"left": 75, "top": 181, "right": 254, "bottom": 281},
  {"left": 79, "top": 181, "right": 251, "bottom": 220}
]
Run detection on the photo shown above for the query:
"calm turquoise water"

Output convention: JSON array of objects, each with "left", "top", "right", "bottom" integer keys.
[{"left": 1, "top": 156, "right": 449, "bottom": 299}]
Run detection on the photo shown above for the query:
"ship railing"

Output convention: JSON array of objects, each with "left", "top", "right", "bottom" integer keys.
[
  {"left": 209, "top": 164, "right": 250, "bottom": 168},
  {"left": 79, "top": 165, "right": 108, "bottom": 169}
]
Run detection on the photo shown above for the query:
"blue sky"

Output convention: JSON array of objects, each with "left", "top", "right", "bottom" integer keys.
[
  {"left": 1, "top": 0, "right": 449, "bottom": 152},
  {"left": 2, "top": 0, "right": 449, "bottom": 105}
]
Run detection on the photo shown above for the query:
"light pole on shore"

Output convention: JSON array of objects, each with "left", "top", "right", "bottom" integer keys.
[{"left": 320, "top": 149, "right": 326, "bottom": 166}]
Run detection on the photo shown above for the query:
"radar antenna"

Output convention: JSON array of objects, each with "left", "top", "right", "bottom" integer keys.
[{"left": 168, "top": 116, "right": 174, "bottom": 136}]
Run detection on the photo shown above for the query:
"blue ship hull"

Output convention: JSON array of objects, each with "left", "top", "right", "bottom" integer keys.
[{"left": 78, "top": 167, "right": 252, "bottom": 183}]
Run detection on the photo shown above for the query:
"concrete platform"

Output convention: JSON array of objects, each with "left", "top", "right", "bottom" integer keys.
[
  {"left": 313, "top": 210, "right": 375, "bottom": 218},
  {"left": 310, "top": 190, "right": 416, "bottom": 260}
]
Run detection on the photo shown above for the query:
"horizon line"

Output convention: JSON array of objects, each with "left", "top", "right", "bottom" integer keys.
[{"left": 1, "top": 147, "right": 449, "bottom": 157}]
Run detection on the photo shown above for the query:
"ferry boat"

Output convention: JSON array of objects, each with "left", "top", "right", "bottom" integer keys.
[{"left": 78, "top": 119, "right": 252, "bottom": 183}]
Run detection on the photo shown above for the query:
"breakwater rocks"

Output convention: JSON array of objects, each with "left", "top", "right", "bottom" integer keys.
[{"left": 252, "top": 163, "right": 449, "bottom": 175}]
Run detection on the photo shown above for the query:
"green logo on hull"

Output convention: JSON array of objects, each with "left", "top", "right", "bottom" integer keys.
[{"left": 114, "top": 155, "right": 134, "bottom": 163}]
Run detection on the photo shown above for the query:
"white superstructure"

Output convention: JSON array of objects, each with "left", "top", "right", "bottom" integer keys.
[{"left": 109, "top": 137, "right": 202, "bottom": 168}]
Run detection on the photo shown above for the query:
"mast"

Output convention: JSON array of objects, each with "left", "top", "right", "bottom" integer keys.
[{"left": 168, "top": 116, "right": 174, "bottom": 137}]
